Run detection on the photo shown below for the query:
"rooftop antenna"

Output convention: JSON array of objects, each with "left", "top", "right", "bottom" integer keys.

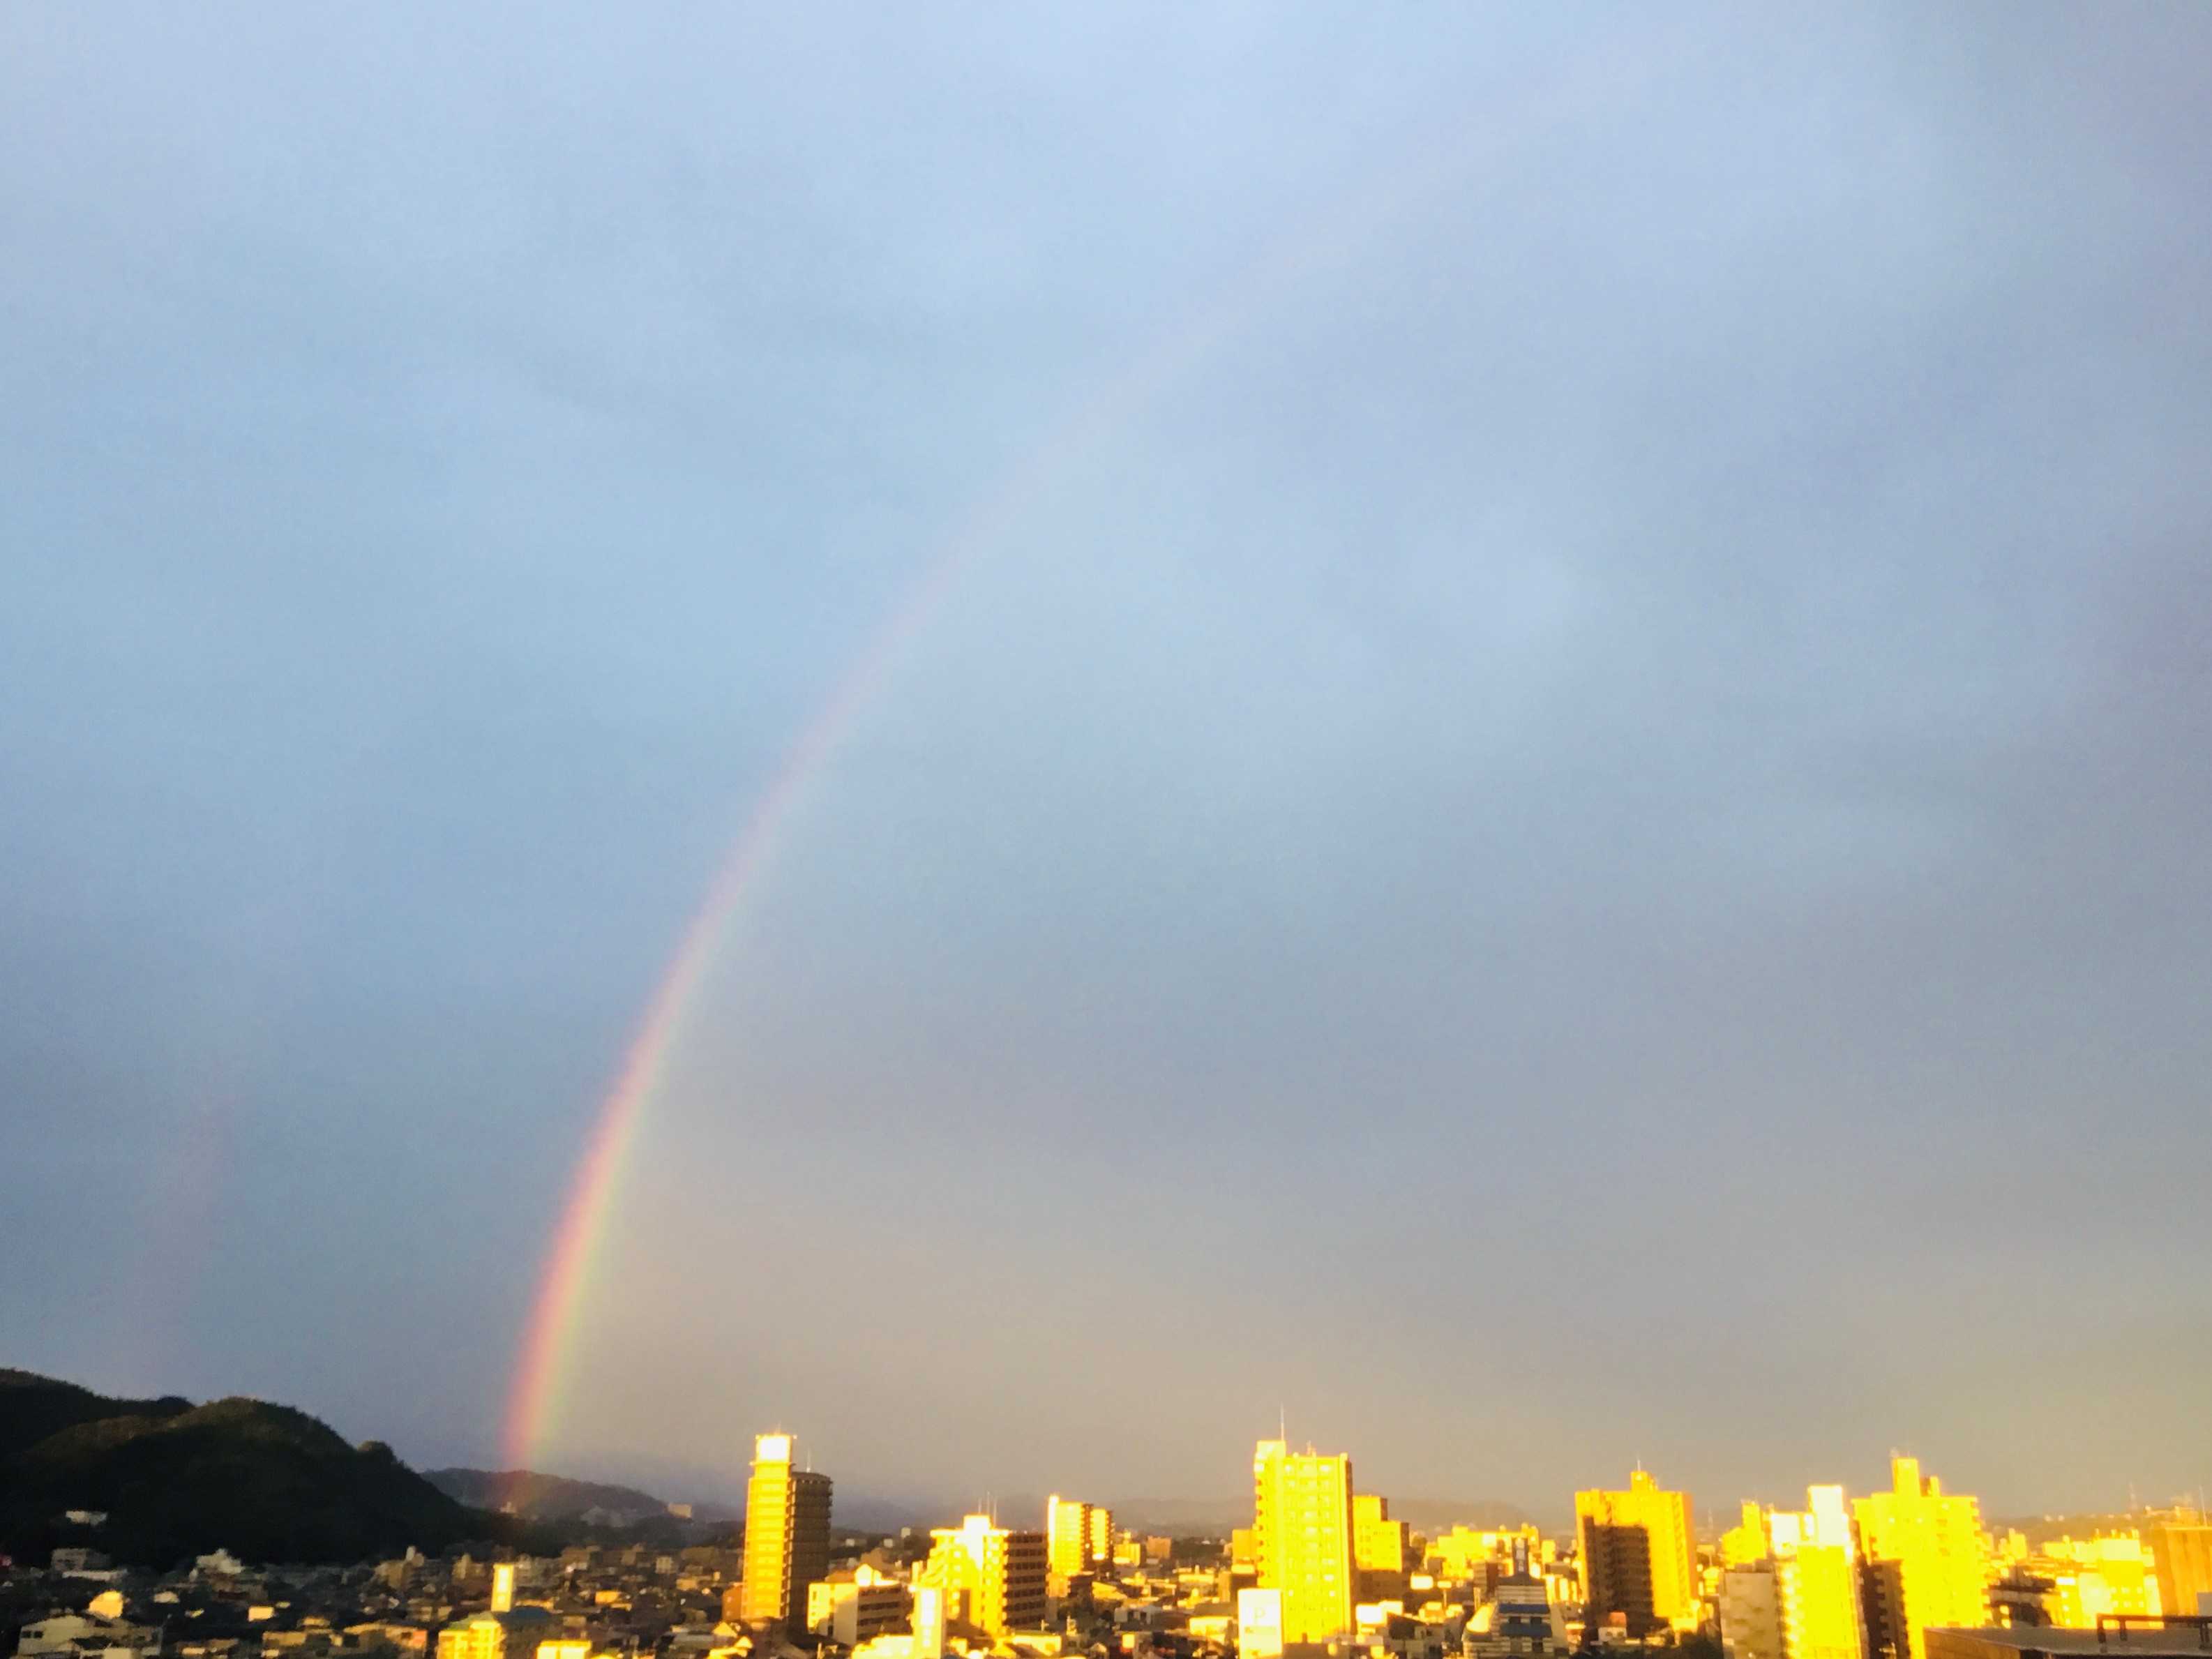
[{"left": 1280, "top": 1406, "right": 1286, "bottom": 1443}]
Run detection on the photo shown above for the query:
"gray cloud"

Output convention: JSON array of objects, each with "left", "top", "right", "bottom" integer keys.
[{"left": 2, "top": 3, "right": 2208, "bottom": 1521}]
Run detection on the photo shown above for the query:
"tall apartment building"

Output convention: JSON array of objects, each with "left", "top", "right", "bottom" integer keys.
[
  {"left": 1774, "top": 1488, "right": 1866, "bottom": 1659},
  {"left": 1577, "top": 1470, "right": 1698, "bottom": 1637},
  {"left": 1048, "top": 1495, "right": 1106, "bottom": 1578},
  {"left": 1253, "top": 1439, "right": 1355, "bottom": 1644},
  {"left": 1851, "top": 1459, "right": 1988, "bottom": 1659},
  {"left": 1722, "top": 1491, "right": 1863, "bottom": 1659},
  {"left": 2145, "top": 1512, "right": 2212, "bottom": 1621},
  {"left": 739, "top": 1432, "right": 833, "bottom": 1628},
  {"left": 921, "top": 1515, "right": 1049, "bottom": 1637}
]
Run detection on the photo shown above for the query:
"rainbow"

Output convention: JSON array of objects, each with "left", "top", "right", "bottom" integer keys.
[{"left": 498, "top": 22, "right": 1690, "bottom": 1472}]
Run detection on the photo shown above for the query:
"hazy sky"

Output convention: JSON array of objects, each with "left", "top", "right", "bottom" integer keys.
[{"left": 6, "top": 5, "right": 2211, "bottom": 1525}]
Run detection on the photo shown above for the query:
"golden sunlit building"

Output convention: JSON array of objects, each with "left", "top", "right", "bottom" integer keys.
[
  {"left": 435, "top": 1609, "right": 556, "bottom": 1659},
  {"left": 1240, "top": 1589, "right": 1285, "bottom": 1659},
  {"left": 808, "top": 1564, "right": 913, "bottom": 1646},
  {"left": 2145, "top": 1512, "right": 2212, "bottom": 1621},
  {"left": 1354, "top": 1493, "right": 1413, "bottom": 1600},
  {"left": 1774, "top": 1488, "right": 1865, "bottom": 1659},
  {"left": 1254, "top": 1439, "right": 1355, "bottom": 1644},
  {"left": 1577, "top": 1470, "right": 1698, "bottom": 1637},
  {"left": 1723, "top": 1505, "right": 1771, "bottom": 1570},
  {"left": 921, "top": 1515, "right": 1048, "bottom": 1636},
  {"left": 1721, "top": 1489, "right": 1863, "bottom": 1659},
  {"left": 1851, "top": 1459, "right": 1988, "bottom": 1659},
  {"left": 1428, "top": 1529, "right": 1491, "bottom": 1582},
  {"left": 1430, "top": 1526, "right": 1545, "bottom": 1588},
  {"left": 1088, "top": 1508, "right": 1115, "bottom": 1570},
  {"left": 1994, "top": 1534, "right": 2162, "bottom": 1630},
  {"left": 739, "top": 1432, "right": 833, "bottom": 1628},
  {"left": 1048, "top": 1496, "right": 1101, "bottom": 1579}
]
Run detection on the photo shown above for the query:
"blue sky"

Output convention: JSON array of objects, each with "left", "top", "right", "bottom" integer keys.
[{"left": 4, "top": 4, "right": 2211, "bottom": 1521}]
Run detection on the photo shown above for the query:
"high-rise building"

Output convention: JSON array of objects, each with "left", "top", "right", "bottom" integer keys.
[
  {"left": 921, "top": 1515, "right": 1048, "bottom": 1636},
  {"left": 1722, "top": 1489, "right": 1864, "bottom": 1659},
  {"left": 1774, "top": 1488, "right": 1865, "bottom": 1659},
  {"left": 1253, "top": 1439, "right": 1355, "bottom": 1643},
  {"left": 740, "top": 1432, "right": 833, "bottom": 1628},
  {"left": 1577, "top": 1470, "right": 1698, "bottom": 1637},
  {"left": 2145, "top": 1512, "right": 2212, "bottom": 1623},
  {"left": 1851, "top": 1458, "right": 1988, "bottom": 1659},
  {"left": 1048, "top": 1496, "right": 1103, "bottom": 1579},
  {"left": 1088, "top": 1508, "right": 1115, "bottom": 1570}
]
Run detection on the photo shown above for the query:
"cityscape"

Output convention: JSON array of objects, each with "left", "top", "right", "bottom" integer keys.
[
  {"left": 9, "top": 1409, "right": 2212, "bottom": 1659},
  {"left": 6, "top": 19, "right": 2211, "bottom": 1659}
]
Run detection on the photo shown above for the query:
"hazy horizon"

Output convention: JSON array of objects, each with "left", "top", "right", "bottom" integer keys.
[{"left": 6, "top": 4, "right": 2211, "bottom": 1524}]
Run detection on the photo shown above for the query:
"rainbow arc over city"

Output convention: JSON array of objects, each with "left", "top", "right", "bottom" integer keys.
[{"left": 497, "top": 28, "right": 1686, "bottom": 1472}]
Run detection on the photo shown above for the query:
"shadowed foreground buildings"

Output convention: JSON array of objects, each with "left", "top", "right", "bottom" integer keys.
[{"left": 1927, "top": 1630, "right": 2212, "bottom": 1659}]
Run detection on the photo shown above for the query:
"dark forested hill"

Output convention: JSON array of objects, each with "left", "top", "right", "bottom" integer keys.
[
  {"left": 0, "top": 1369, "right": 193, "bottom": 1460},
  {"left": 0, "top": 1370, "right": 498, "bottom": 1567}
]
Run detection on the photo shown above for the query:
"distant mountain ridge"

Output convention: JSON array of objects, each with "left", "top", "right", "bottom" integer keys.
[
  {"left": 1384, "top": 1497, "right": 1541, "bottom": 1533},
  {"left": 1090, "top": 1495, "right": 1537, "bottom": 1535},
  {"left": 0, "top": 1368, "right": 496, "bottom": 1567},
  {"left": 424, "top": 1468, "right": 670, "bottom": 1522}
]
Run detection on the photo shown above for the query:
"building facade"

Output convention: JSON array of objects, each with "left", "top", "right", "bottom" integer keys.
[
  {"left": 920, "top": 1515, "right": 1048, "bottom": 1637},
  {"left": 1773, "top": 1489, "right": 1866, "bottom": 1659},
  {"left": 739, "top": 1432, "right": 833, "bottom": 1628},
  {"left": 1722, "top": 1565, "right": 1785, "bottom": 1659},
  {"left": 1253, "top": 1439, "right": 1356, "bottom": 1644},
  {"left": 2145, "top": 1512, "right": 2212, "bottom": 1622},
  {"left": 1576, "top": 1470, "right": 1698, "bottom": 1637},
  {"left": 1851, "top": 1459, "right": 1989, "bottom": 1659},
  {"left": 1048, "top": 1496, "right": 1108, "bottom": 1579},
  {"left": 1353, "top": 1494, "right": 1413, "bottom": 1602}
]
